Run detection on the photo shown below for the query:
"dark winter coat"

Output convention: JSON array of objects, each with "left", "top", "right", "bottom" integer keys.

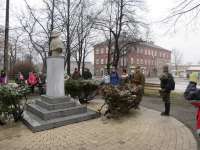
[
  {"left": 184, "top": 82, "right": 200, "bottom": 100},
  {"left": 110, "top": 71, "right": 120, "bottom": 86}
]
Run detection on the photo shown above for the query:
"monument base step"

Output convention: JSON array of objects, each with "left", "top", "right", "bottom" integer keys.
[{"left": 23, "top": 109, "right": 99, "bottom": 132}]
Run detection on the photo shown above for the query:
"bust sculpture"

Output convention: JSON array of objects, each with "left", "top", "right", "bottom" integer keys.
[{"left": 50, "top": 31, "right": 64, "bottom": 56}]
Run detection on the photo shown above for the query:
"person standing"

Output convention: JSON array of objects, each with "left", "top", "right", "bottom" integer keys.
[
  {"left": 132, "top": 66, "right": 145, "bottom": 106},
  {"left": 159, "top": 65, "right": 175, "bottom": 116},
  {"left": 72, "top": 68, "right": 81, "bottom": 80},
  {"left": 121, "top": 68, "right": 129, "bottom": 84},
  {"left": 0, "top": 70, "right": 7, "bottom": 86},
  {"left": 82, "top": 68, "right": 92, "bottom": 80},
  {"left": 110, "top": 68, "right": 120, "bottom": 86},
  {"left": 102, "top": 71, "right": 110, "bottom": 85},
  {"left": 28, "top": 71, "right": 38, "bottom": 93}
]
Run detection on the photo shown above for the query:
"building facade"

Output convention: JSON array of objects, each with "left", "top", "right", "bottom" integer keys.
[{"left": 94, "top": 41, "right": 171, "bottom": 77}]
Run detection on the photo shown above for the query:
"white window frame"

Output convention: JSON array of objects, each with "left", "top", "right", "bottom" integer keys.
[
  {"left": 96, "top": 59, "right": 99, "bottom": 64},
  {"left": 96, "top": 48, "right": 99, "bottom": 54},
  {"left": 101, "top": 58, "right": 104, "bottom": 64}
]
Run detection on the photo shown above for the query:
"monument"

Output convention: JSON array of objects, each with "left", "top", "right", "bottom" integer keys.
[{"left": 23, "top": 31, "right": 98, "bottom": 132}]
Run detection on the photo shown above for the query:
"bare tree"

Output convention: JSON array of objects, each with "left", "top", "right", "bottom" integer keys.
[
  {"left": 172, "top": 49, "right": 183, "bottom": 75},
  {"left": 56, "top": 0, "right": 82, "bottom": 75},
  {"left": 163, "top": 0, "right": 200, "bottom": 29},
  {"left": 18, "top": 0, "right": 58, "bottom": 73},
  {"left": 95, "top": 0, "right": 147, "bottom": 69}
]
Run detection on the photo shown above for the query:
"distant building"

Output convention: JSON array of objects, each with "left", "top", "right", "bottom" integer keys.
[{"left": 94, "top": 41, "right": 171, "bottom": 77}]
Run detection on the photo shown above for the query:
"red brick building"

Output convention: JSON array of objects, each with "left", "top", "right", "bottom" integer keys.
[{"left": 94, "top": 41, "right": 171, "bottom": 77}]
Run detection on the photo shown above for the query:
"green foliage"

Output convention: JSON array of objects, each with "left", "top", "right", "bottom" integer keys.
[
  {"left": 0, "top": 85, "right": 30, "bottom": 123},
  {"left": 102, "top": 85, "right": 138, "bottom": 117},
  {"left": 65, "top": 79, "right": 99, "bottom": 102}
]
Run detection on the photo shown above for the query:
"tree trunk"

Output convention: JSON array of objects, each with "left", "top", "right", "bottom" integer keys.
[{"left": 4, "top": 0, "right": 10, "bottom": 77}]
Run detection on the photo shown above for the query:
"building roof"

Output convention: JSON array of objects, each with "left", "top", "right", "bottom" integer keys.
[
  {"left": 139, "top": 42, "right": 170, "bottom": 52},
  {"left": 187, "top": 66, "right": 200, "bottom": 71},
  {"left": 94, "top": 40, "right": 171, "bottom": 52}
]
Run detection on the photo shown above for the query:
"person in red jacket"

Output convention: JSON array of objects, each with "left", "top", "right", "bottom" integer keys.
[{"left": 28, "top": 71, "right": 38, "bottom": 93}]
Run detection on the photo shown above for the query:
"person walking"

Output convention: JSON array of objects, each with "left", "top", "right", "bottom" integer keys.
[{"left": 159, "top": 65, "right": 175, "bottom": 116}]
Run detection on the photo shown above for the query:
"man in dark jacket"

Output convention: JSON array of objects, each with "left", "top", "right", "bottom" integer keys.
[
  {"left": 159, "top": 65, "right": 174, "bottom": 116},
  {"left": 132, "top": 66, "right": 145, "bottom": 107},
  {"left": 82, "top": 68, "right": 92, "bottom": 80}
]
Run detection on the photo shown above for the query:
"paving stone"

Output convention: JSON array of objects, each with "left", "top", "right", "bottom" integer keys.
[{"left": 0, "top": 100, "right": 197, "bottom": 150}]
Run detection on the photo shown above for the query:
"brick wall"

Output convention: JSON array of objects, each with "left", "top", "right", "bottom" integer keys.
[{"left": 94, "top": 42, "right": 171, "bottom": 77}]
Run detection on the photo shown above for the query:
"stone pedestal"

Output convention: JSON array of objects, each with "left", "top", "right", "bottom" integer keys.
[
  {"left": 47, "top": 56, "right": 65, "bottom": 97},
  {"left": 23, "top": 56, "right": 99, "bottom": 132}
]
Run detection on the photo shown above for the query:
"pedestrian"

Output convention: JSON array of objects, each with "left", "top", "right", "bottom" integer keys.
[
  {"left": 110, "top": 68, "right": 120, "bottom": 86},
  {"left": 132, "top": 66, "right": 145, "bottom": 107},
  {"left": 159, "top": 65, "right": 175, "bottom": 116},
  {"left": 0, "top": 70, "right": 7, "bottom": 86},
  {"left": 72, "top": 68, "right": 81, "bottom": 80}
]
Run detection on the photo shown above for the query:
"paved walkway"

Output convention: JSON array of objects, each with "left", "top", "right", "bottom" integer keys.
[
  {"left": 0, "top": 100, "right": 197, "bottom": 150},
  {"left": 141, "top": 96, "right": 199, "bottom": 148}
]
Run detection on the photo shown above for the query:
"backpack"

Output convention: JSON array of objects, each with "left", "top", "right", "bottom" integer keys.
[{"left": 165, "top": 74, "right": 175, "bottom": 91}]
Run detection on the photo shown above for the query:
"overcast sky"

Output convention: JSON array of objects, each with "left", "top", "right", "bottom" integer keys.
[{"left": 0, "top": 0, "right": 200, "bottom": 64}]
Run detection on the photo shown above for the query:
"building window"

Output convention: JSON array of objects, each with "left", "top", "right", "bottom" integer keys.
[
  {"left": 105, "top": 47, "right": 108, "bottom": 54},
  {"left": 101, "top": 48, "right": 104, "bottom": 54},
  {"left": 95, "top": 69, "right": 99, "bottom": 75},
  {"left": 131, "top": 57, "right": 134, "bottom": 65},
  {"left": 141, "top": 59, "right": 143, "bottom": 64},
  {"left": 101, "top": 58, "right": 104, "bottom": 64},
  {"left": 105, "top": 58, "right": 108, "bottom": 64},
  {"left": 96, "top": 48, "right": 99, "bottom": 54},
  {"left": 137, "top": 58, "right": 139, "bottom": 64},
  {"left": 141, "top": 48, "right": 144, "bottom": 54},
  {"left": 96, "top": 59, "right": 99, "bottom": 64}
]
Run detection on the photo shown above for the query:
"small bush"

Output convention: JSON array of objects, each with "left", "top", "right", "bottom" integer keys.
[
  {"left": 101, "top": 85, "right": 138, "bottom": 117},
  {"left": 65, "top": 79, "right": 99, "bottom": 103},
  {"left": 0, "top": 85, "right": 30, "bottom": 123}
]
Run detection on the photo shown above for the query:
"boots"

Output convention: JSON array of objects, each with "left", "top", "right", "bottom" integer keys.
[
  {"left": 161, "top": 102, "right": 170, "bottom": 116},
  {"left": 165, "top": 102, "right": 170, "bottom": 115}
]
